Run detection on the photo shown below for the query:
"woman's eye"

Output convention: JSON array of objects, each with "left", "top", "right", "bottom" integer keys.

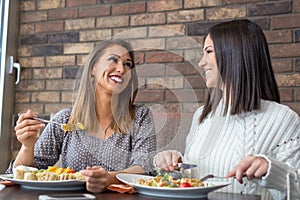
[
  {"left": 125, "top": 62, "right": 133, "bottom": 69},
  {"left": 207, "top": 50, "right": 213, "bottom": 54},
  {"left": 108, "top": 56, "right": 118, "bottom": 63}
]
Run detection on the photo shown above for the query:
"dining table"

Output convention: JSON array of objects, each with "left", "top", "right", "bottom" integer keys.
[{"left": 0, "top": 185, "right": 261, "bottom": 200}]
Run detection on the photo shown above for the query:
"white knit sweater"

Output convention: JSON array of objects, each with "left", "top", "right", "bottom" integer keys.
[{"left": 184, "top": 100, "right": 300, "bottom": 200}]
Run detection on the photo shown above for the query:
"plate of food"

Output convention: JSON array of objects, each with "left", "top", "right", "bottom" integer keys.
[
  {"left": 0, "top": 165, "right": 86, "bottom": 191},
  {"left": 116, "top": 173, "right": 230, "bottom": 198}
]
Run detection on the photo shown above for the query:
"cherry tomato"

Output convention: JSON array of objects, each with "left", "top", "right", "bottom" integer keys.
[{"left": 180, "top": 182, "right": 192, "bottom": 188}]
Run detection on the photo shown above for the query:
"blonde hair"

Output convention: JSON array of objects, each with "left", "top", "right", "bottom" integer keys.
[{"left": 69, "top": 40, "right": 138, "bottom": 134}]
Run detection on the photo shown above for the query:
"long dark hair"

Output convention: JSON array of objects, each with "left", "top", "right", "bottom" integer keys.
[
  {"left": 199, "top": 19, "right": 280, "bottom": 123},
  {"left": 69, "top": 39, "right": 138, "bottom": 134}
]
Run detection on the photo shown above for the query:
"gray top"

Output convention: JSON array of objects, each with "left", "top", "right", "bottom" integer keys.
[{"left": 7, "top": 105, "right": 156, "bottom": 174}]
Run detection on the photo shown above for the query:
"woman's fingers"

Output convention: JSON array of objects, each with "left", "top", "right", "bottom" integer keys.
[
  {"left": 81, "top": 166, "right": 108, "bottom": 193},
  {"left": 15, "top": 110, "right": 45, "bottom": 146},
  {"left": 155, "top": 150, "right": 181, "bottom": 171},
  {"left": 226, "top": 155, "right": 269, "bottom": 184}
]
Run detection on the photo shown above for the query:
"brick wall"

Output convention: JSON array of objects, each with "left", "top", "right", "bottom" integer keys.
[{"left": 13, "top": 0, "right": 300, "bottom": 155}]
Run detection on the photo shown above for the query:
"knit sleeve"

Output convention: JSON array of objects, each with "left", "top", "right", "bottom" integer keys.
[
  {"left": 253, "top": 102, "right": 300, "bottom": 200},
  {"left": 185, "top": 106, "right": 203, "bottom": 149}
]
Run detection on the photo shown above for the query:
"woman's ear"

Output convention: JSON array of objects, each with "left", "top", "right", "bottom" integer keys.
[
  {"left": 91, "top": 67, "right": 95, "bottom": 82},
  {"left": 91, "top": 66, "right": 95, "bottom": 75}
]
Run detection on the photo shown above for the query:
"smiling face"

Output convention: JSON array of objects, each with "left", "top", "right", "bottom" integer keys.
[
  {"left": 198, "top": 34, "right": 219, "bottom": 88},
  {"left": 93, "top": 44, "right": 133, "bottom": 95}
]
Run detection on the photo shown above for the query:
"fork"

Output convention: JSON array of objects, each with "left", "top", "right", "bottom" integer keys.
[
  {"left": 200, "top": 174, "right": 247, "bottom": 181},
  {"left": 34, "top": 117, "right": 84, "bottom": 132}
]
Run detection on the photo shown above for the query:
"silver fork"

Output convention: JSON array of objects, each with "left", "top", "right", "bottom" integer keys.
[
  {"left": 34, "top": 117, "right": 84, "bottom": 132},
  {"left": 34, "top": 117, "right": 61, "bottom": 126},
  {"left": 200, "top": 174, "right": 247, "bottom": 181}
]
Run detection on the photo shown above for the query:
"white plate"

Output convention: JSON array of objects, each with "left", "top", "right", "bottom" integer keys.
[
  {"left": 116, "top": 173, "right": 230, "bottom": 199},
  {"left": 0, "top": 174, "right": 86, "bottom": 191}
]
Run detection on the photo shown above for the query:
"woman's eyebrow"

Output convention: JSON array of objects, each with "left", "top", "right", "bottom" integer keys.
[
  {"left": 108, "top": 53, "right": 132, "bottom": 62},
  {"left": 108, "top": 54, "right": 121, "bottom": 58},
  {"left": 204, "top": 45, "right": 213, "bottom": 51}
]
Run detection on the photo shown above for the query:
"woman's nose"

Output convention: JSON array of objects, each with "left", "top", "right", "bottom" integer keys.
[
  {"left": 116, "top": 61, "right": 125, "bottom": 73},
  {"left": 198, "top": 56, "right": 206, "bottom": 68}
]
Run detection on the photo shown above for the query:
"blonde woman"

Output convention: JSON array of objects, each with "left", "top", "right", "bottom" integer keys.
[{"left": 8, "top": 40, "right": 156, "bottom": 193}]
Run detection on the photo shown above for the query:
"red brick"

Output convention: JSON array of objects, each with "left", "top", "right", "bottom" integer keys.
[
  {"left": 145, "top": 51, "right": 183, "bottom": 63},
  {"left": 167, "top": 9, "right": 204, "bottom": 23},
  {"left": 296, "top": 89, "right": 300, "bottom": 101},
  {"left": 38, "top": 0, "right": 65, "bottom": 10},
  {"left": 278, "top": 88, "right": 293, "bottom": 102},
  {"left": 15, "top": 92, "right": 31, "bottom": 103},
  {"left": 135, "top": 90, "right": 164, "bottom": 102},
  {"left": 131, "top": 13, "right": 165, "bottom": 26},
  {"left": 112, "top": 2, "right": 145, "bottom": 15},
  {"left": 20, "top": 68, "right": 33, "bottom": 80},
  {"left": 67, "top": 0, "right": 97, "bottom": 7},
  {"left": 136, "top": 64, "right": 165, "bottom": 77},
  {"left": 148, "top": 77, "right": 184, "bottom": 89},
  {"left": 16, "top": 80, "right": 45, "bottom": 91},
  {"left": 45, "top": 103, "right": 72, "bottom": 114},
  {"left": 79, "top": 5, "right": 110, "bottom": 17},
  {"left": 15, "top": 103, "right": 44, "bottom": 115},
  {"left": 272, "top": 14, "right": 300, "bottom": 29},
  {"left": 149, "top": 25, "right": 185, "bottom": 37},
  {"left": 185, "top": 76, "right": 206, "bottom": 89},
  {"left": 35, "top": 21, "right": 64, "bottom": 33},
  {"left": 294, "top": 0, "right": 300, "bottom": 12},
  {"left": 21, "top": 1, "right": 35, "bottom": 11},
  {"left": 21, "top": 11, "right": 47, "bottom": 23},
  {"left": 65, "top": 18, "right": 95, "bottom": 30},
  {"left": 248, "top": 1, "right": 291, "bottom": 16},
  {"left": 225, "top": 0, "right": 262, "bottom": 3},
  {"left": 18, "top": 46, "right": 32, "bottom": 57},
  {"left": 134, "top": 52, "right": 144, "bottom": 65},
  {"left": 148, "top": 0, "right": 182, "bottom": 12},
  {"left": 272, "top": 59, "right": 292, "bottom": 73},
  {"left": 185, "top": 0, "right": 222, "bottom": 8},
  {"left": 96, "top": 16, "right": 129, "bottom": 28},
  {"left": 48, "top": 8, "right": 78, "bottom": 20},
  {"left": 264, "top": 30, "right": 292, "bottom": 44},
  {"left": 165, "top": 89, "right": 204, "bottom": 102},
  {"left": 206, "top": 5, "right": 246, "bottom": 20},
  {"left": 46, "top": 79, "right": 75, "bottom": 90},
  {"left": 269, "top": 43, "right": 300, "bottom": 58},
  {"left": 20, "top": 24, "right": 34, "bottom": 35},
  {"left": 32, "top": 92, "right": 60, "bottom": 103},
  {"left": 275, "top": 74, "right": 300, "bottom": 87},
  {"left": 166, "top": 62, "right": 199, "bottom": 76}
]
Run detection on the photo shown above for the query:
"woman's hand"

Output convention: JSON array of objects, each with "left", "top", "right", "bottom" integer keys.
[
  {"left": 80, "top": 166, "right": 112, "bottom": 193},
  {"left": 15, "top": 110, "right": 45, "bottom": 148},
  {"left": 154, "top": 150, "right": 182, "bottom": 171},
  {"left": 225, "top": 154, "right": 269, "bottom": 183}
]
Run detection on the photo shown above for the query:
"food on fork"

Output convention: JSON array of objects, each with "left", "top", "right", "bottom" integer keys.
[
  {"left": 33, "top": 117, "right": 85, "bottom": 132},
  {"left": 61, "top": 122, "right": 85, "bottom": 132}
]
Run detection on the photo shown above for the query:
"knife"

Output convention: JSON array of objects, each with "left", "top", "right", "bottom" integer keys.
[{"left": 178, "top": 163, "right": 197, "bottom": 170}]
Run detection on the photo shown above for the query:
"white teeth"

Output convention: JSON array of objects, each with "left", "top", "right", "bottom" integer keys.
[
  {"left": 205, "top": 69, "right": 212, "bottom": 76},
  {"left": 110, "top": 76, "right": 123, "bottom": 83}
]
